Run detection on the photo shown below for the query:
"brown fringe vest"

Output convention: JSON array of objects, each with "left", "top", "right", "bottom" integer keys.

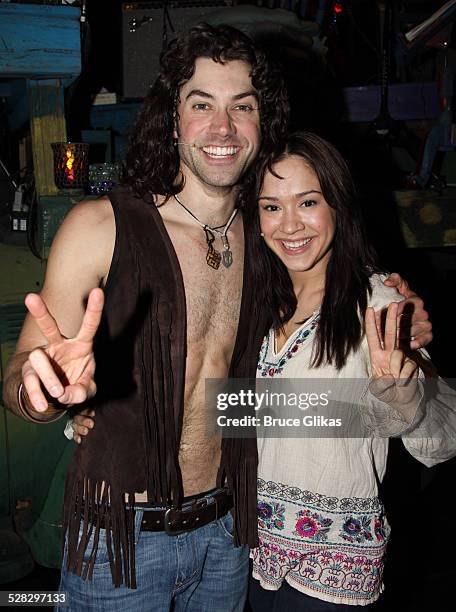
[{"left": 62, "top": 186, "right": 269, "bottom": 587}]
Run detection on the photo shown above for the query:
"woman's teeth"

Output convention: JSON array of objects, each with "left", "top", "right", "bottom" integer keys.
[{"left": 281, "top": 238, "right": 312, "bottom": 250}]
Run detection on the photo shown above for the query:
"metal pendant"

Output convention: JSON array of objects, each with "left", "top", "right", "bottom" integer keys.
[
  {"left": 206, "top": 245, "right": 221, "bottom": 269},
  {"left": 221, "top": 235, "right": 233, "bottom": 268},
  {"left": 222, "top": 248, "right": 233, "bottom": 268},
  {"left": 204, "top": 228, "right": 221, "bottom": 269}
]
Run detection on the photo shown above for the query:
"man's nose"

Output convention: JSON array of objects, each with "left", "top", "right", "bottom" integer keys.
[{"left": 210, "top": 108, "right": 235, "bottom": 137}]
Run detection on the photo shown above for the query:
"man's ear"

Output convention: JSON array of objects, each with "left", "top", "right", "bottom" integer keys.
[{"left": 173, "top": 107, "right": 179, "bottom": 140}]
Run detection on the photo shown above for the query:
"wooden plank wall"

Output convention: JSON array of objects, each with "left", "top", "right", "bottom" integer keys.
[
  {"left": 28, "top": 80, "right": 67, "bottom": 197},
  {"left": 0, "top": 3, "right": 80, "bottom": 78},
  {"left": 0, "top": 4, "right": 81, "bottom": 196}
]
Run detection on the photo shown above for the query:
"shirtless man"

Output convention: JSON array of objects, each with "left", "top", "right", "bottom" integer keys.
[
  {"left": 2, "top": 23, "right": 431, "bottom": 612},
  {"left": 2, "top": 24, "right": 289, "bottom": 611}
]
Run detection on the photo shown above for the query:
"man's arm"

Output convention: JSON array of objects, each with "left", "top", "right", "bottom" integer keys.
[
  {"left": 69, "top": 273, "right": 434, "bottom": 442},
  {"left": 2, "top": 197, "right": 114, "bottom": 420},
  {"left": 384, "top": 272, "right": 432, "bottom": 349}
]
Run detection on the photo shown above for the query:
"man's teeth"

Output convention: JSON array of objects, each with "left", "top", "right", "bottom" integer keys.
[
  {"left": 282, "top": 238, "right": 312, "bottom": 250},
  {"left": 202, "top": 146, "right": 238, "bottom": 157}
]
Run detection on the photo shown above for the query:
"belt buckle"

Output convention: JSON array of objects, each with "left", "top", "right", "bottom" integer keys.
[
  {"left": 164, "top": 496, "right": 214, "bottom": 535},
  {"left": 164, "top": 507, "right": 189, "bottom": 536},
  {"left": 193, "top": 497, "right": 208, "bottom": 511}
]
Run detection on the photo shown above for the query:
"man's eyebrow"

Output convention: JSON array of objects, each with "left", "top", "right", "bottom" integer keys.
[
  {"left": 232, "top": 90, "right": 258, "bottom": 101},
  {"left": 185, "top": 89, "right": 258, "bottom": 101},
  {"left": 185, "top": 89, "right": 214, "bottom": 100},
  {"left": 258, "top": 190, "right": 322, "bottom": 201}
]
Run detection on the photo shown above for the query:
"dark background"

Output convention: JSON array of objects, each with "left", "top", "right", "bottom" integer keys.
[{"left": 1, "top": 1, "right": 455, "bottom": 610}]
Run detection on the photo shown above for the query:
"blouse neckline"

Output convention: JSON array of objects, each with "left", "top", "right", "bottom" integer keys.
[{"left": 271, "top": 310, "right": 320, "bottom": 358}]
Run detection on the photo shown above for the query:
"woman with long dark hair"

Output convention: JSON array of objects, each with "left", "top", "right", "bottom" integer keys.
[{"left": 246, "top": 132, "right": 456, "bottom": 609}]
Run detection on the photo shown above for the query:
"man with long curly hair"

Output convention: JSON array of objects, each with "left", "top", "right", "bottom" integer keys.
[
  {"left": 3, "top": 24, "right": 289, "bottom": 611},
  {"left": 3, "top": 22, "right": 430, "bottom": 611}
]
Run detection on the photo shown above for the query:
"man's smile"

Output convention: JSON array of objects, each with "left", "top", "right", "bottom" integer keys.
[{"left": 201, "top": 146, "right": 241, "bottom": 158}]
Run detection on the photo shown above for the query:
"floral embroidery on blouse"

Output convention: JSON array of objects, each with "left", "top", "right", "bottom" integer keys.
[
  {"left": 257, "top": 501, "right": 286, "bottom": 531},
  {"left": 253, "top": 481, "right": 390, "bottom": 605},
  {"left": 374, "top": 517, "right": 387, "bottom": 542},
  {"left": 339, "top": 516, "right": 373, "bottom": 544},
  {"left": 294, "top": 508, "right": 333, "bottom": 541},
  {"left": 257, "top": 313, "right": 320, "bottom": 378},
  {"left": 252, "top": 538, "right": 384, "bottom": 602}
]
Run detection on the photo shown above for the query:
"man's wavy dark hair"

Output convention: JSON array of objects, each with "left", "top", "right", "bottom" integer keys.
[{"left": 122, "top": 23, "right": 290, "bottom": 203}]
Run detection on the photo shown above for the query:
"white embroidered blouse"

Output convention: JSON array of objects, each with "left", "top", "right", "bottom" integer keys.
[{"left": 251, "top": 274, "right": 456, "bottom": 606}]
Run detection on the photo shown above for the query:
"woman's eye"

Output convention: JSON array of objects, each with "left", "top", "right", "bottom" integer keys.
[
  {"left": 300, "top": 200, "right": 317, "bottom": 208},
  {"left": 263, "top": 204, "right": 279, "bottom": 212}
]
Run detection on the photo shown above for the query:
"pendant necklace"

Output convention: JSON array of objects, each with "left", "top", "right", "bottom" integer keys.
[{"left": 174, "top": 194, "right": 238, "bottom": 270}]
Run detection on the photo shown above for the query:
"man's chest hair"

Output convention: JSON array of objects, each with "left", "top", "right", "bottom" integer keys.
[
  {"left": 160, "top": 212, "right": 244, "bottom": 341},
  {"left": 183, "top": 258, "right": 243, "bottom": 343}
]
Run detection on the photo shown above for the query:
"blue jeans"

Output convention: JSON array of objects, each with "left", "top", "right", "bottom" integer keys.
[{"left": 57, "top": 510, "right": 248, "bottom": 611}]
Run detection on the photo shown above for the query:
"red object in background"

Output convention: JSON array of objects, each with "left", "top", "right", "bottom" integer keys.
[
  {"left": 51, "top": 142, "right": 89, "bottom": 191},
  {"left": 324, "top": 1, "right": 350, "bottom": 82},
  {"left": 65, "top": 147, "right": 75, "bottom": 183}
]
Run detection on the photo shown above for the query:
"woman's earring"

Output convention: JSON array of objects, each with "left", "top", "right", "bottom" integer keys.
[{"left": 260, "top": 232, "right": 264, "bottom": 237}]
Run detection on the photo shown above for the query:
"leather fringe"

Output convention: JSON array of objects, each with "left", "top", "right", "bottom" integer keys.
[
  {"left": 220, "top": 438, "right": 259, "bottom": 549},
  {"left": 62, "top": 476, "right": 137, "bottom": 588},
  {"left": 134, "top": 246, "right": 181, "bottom": 508}
]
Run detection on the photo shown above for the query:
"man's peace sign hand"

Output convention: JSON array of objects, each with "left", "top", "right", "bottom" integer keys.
[
  {"left": 365, "top": 303, "right": 420, "bottom": 422},
  {"left": 21, "top": 288, "right": 104, "bottom": 412}
]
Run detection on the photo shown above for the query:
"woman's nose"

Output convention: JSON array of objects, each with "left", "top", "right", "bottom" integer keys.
[{"left": 280, "top": 209, "right": 305, "bottom": 234}]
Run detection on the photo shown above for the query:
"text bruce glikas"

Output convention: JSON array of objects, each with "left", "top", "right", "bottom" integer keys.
[{"left": 217, "top": 415, "right": 342, "bottom": 428}]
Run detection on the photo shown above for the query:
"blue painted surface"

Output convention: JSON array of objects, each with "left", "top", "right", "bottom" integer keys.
[
  {"left": 342, "top": 82, "right": 440, "bottom": 123},
  {"left": 0, "top": 4, "right": 81, "bottom": 78},
  {"left": 90, "top": 103, "right": 142, "bottom": 160}
]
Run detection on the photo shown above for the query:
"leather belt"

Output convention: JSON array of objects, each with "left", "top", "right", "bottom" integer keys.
[
  {"left": 82, "top": 488, "right": 233, "bottom": 536},
  {"left": 145, "top": 489, "right": 233, "bottom": 535}
]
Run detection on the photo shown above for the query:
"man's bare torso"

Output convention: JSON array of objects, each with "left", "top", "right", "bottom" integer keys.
[
  {"left": 159, "top": 205, "right": 244, "bottom": 496},
  {"left": 128, "top": 199, "right": 244, "bottom": 501},
  {"left": 42, "top": 196, "right": 244, "bottom": 503}
]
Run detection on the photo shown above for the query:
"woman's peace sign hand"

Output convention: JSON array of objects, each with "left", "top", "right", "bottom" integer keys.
[{"left": 365, "top": 302, "right": 419, "bottom": 421}]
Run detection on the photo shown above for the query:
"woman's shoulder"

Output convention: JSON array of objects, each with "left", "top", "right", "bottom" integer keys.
[{"left": 367, "top": 273, "right": 404, "bottom": 310}]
